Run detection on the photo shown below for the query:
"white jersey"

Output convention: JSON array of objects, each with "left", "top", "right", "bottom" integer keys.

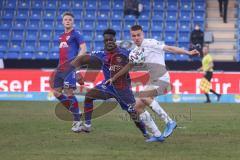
[{"left": 135, "top": 39, "right": 170, "bottom": 83}]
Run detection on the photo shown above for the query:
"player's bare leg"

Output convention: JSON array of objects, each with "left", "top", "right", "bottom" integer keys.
[{"left": 81, "top": 87, "right": 114, "bottom": 132}]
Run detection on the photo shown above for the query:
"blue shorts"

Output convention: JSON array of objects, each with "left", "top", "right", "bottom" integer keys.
[
  {"left": 95, "top": 82, "right": 136, "bottom": 112},
  {"left": 53, "top": 71, "right": 76, "bottom": 89}
]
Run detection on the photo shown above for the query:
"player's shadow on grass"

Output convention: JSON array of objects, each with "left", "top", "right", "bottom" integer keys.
[{"left": 55, "top": 101, "right": 118, "bottom": 121}]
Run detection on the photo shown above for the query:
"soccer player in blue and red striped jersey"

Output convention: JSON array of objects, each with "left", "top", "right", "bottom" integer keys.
[
  {"left": 52, "top": 12, "right": 86, "bottom": 132},
  {"left": 57, "top": 28, "right": 151, "bottom": 138}
]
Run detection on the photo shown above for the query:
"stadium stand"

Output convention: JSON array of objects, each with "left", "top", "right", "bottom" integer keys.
[{"left": 2, "top": 0, "right": 236, "bottom": 62}]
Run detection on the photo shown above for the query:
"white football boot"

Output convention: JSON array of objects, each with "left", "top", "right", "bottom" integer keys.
[{"left": 71, "top": 121, "right": 82, "bottom": 132}]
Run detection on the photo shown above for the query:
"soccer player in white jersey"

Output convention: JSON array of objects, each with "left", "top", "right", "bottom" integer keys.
[{"left": 106, "top": 25, "right": 199, "bottom": 142}]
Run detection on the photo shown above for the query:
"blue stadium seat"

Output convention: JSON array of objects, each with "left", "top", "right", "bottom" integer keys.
[
  {"left": 178, "top": 42, "right": 189, "bottom": 50},
  {"left": 179, "top": 11, "right": 192, "bottom": 21},
  {"left": 82, "top": 20, "right": 95, "bottom": 31},
  {"left": 35, "top": 51, "right": 48, "bottom": 59},
  {"left": 152, "top": 11, "right": 165, "bottom": 21},
  {"left": 138, "top": 20, "right": 149, "bottom": 29},
  {"left": 45, "top": 0, "right": 58, "bottom": 9},
  {"left": 16, "top": 9, "right": 29, "bottom": 19},
  {"left": 23, "top": 45, "right": 35, "bottom": 53},
  {"left": 112, "top": 0, "right": 124, "bottom": 10},
  {"left": 165, "top": 53, "right": 175, "bottom": 61},
  {"left": 151, "top": 31, "right": 162, "bottom": 41},
  {"left": 6, "top": 52, "right": 19, "bottom": 59},
  {"left": 194, "top": 2, "right": 205, "bottom": 11},
  {"left": 0, "top": 31, "right": 10, "bottom": 40},
  {"left": 167, "top": 1, "right": 178, "bottom": 11},
  {"left": 97, "top": 10, "right": 110, "bottom": 20},
  {"left": 54, "top": 29, "right": 64, "bottom": 37},
  {"left": 2, "top": 9, "right": 16, "bottom": 19},
  {"left": 48, "top": 51, "right": 59, "bottom": 60},
  {"left": 11, "top": 29, "right": 25, "bottom": 41},
  {"left": 4, "top": 0, "right": 16, "bottom": 9},
  {"left": 26, "top": 30, "right": 39, "bottom": 40},
  {"left": 41, "top": 19, "right": 55, "bottom": 30},
  {"left": 17, "top": 0, "right": 30, "bottom": 9},
  {"left": 151, "top": 20, "right": 163, "bottom": 31},
  {"left": 164, "top": 31, "right": 176, "bottom": 44},
  {"left": 58, "top": 0, "right": 71, "bottom": 9},
  {"left": 71, "top": 9, "right": 83, "bottom": 20},
  {"left": 190, "top": 55, "right": 201, "bottom": 61},
  {"left": 143, "top": 1, "right": 152, "bottom": 11},
  {"left": 153, "top": 0, "right": 165, "bottom": 10},
  {"left": 94, "top": 41, "right": 102, "bottom": 51},
  {"left": 36, "top": 44, "right": 49, "bottom": 52},
  {"left": 96, "top": 20, "right": 109, "bottom": 30},
  {"left": 180, "top": 1, "right": 192, "bottom": 11},
  {"left": 85, "top": 0, "right": 97, "bottom": 10},
  {"left": 110, "top": 20, "right": 122, "bottom": 31},
  {"left": 111, "top": 10, "right": 123, "bottom": 20},
  {"left": 95, "top": 32, "right": 103, "bottom": 41},
  {"left": 39, "top": 30, "right": 52, "bottom": 41},
  {"left": 84, "top": 10, "right": 96, "bottom": 20},
  {"left": 29, "top": 9, "right": 42, "bottom": 19},
  {"left": 123, "top": 31, "right": 131, "bottom": 40},
  {"left": 27, "top": 19, "right": 40, "bottom": 29},
  {"left": 1, "top": 19, "right": 13, "bottom": 29},
  {"left": 175, "top": 54, "right": 190, "bottom": 61},
  {"left": 98, "top": 0, "right": 111, "bottom": 10},
  {"left": 13, "top": 19, "right": 27, "bottom": 29},
  {"left": 0, "top": 41, "right": 8, "bottom": 53},
  {"left": 42, "top": 9, "right": 56, "bottom": 20},
  {"left": 21, "top": 52, "right": 33, "bottom": 59},
  {"left": 8, "top": 40, "right": 22, "bottom": 54},
  {"left": 24, "top": 40, "right": 37, "bottom": 49},
  {"left": 179, "top": 21, "right": 191, "bottom": 32},
  {"left": 138, "top": 12, "right": 149, "bottom": 20},
  {"left": 58, "top": 9, "right": 72, "bottom": 17},
  {"left": 178, "top": 31, "right": 190, "bottom": 43},
  {"left": 166, "top": 11, "right": 178, "bottom": 21},
  {"left": 31, "top": 0, "right": 44, "bottom": 9},
  {"left": 71, "top": 0, "right": 84, "bottom": 10},
  {"left": 165, "top": 21, "right": 177, "bottom": 31},
  {"left": 194, "top": 10, "right": 205, "bottom": 22}
]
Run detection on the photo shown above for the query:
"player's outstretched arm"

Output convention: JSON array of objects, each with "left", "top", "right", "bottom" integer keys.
[
  {"left": 163, "top": 45, "right": 199, "bottom": 56},
  {"left": 105, "top": 63, "right": 133, "bottom": 85},
  {"left": 71, "top": 54, "right": 91, "bottom": 67}
]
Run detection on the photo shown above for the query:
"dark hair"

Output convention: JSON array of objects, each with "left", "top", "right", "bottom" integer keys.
[
  {"left": 130, "top": 25, "right": 143, "bottom": 31},
  {"left": 103, "top": 28, "right": 116, "bottom": 36},
  {"left": 62, "top": 12, "right": 74, "bottom": 18}
]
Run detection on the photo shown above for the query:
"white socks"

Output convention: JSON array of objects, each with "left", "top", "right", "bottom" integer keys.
[
  {"left": 150, "top": 100, "right": 172, "bottom": 124},
  {"left": 139, "top": 110, "right": 161, "bottom": 137}
]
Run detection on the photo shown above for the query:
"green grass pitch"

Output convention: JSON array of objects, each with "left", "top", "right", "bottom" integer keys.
[{"left": 0, "top": 101, "right": 240, "bottom": 160}]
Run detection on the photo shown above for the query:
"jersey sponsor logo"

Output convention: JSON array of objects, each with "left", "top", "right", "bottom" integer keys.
[
  {"left": 116, "top": 56, "right": 122, "bottom": 63},
  {"left": 59, "top": 42, "right": 69, "bottom": 48},
  {"left": 109, "top": 65, "right": 121, "bottom": 72},
  {"left": 66, "top": 36, "right": 70, "bottom": 41}
]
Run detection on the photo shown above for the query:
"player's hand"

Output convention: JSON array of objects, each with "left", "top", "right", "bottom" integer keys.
[
  {"left": 189, "top": 49, "right": 200, "bottom": 55},
  {"left": 105, "top": 78, "right": 113, "bottom": 85}
]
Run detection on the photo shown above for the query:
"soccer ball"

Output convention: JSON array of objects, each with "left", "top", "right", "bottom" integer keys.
[{"left": 129, "top": 47, "right": 145, "bottom": 64}]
